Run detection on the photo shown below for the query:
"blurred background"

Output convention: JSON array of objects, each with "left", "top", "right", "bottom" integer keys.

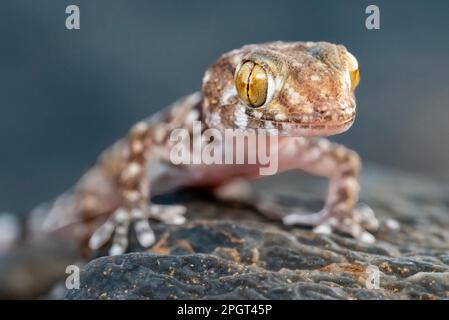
[{"left": 1, "top": 0, "right": 449, "bottom": 215}]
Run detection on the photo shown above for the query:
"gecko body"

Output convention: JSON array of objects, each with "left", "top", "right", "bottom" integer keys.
[{"left": 44, "top": 41, "right": 380, "bottom": 255}]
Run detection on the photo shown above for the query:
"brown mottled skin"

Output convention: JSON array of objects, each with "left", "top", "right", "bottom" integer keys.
[
  {"left": 43, "top": 41, "right": 380, "bottom": 255},
  {"left": 203, "top": 41, "right": 356, "bottom": 136}
]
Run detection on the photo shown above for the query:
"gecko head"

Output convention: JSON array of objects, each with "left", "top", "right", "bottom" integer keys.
[{"left": 202, "top": 41, "right": 360, "bottom": 136}]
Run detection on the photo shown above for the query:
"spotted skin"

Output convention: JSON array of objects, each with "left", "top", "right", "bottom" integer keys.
[
  {"left": 44, "top": 41, "right": 381, "bottom": 255},
  {"left": 202, "top": 41, "right": 357, "bottom": 136}
]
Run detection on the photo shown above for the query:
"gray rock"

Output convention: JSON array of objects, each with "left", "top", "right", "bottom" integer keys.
[
  {"left": 0, "top": 238, "right": 79, "bottom": 299},
  {"left": 66, "top": 165, "right": 449, "bottom": 300}
]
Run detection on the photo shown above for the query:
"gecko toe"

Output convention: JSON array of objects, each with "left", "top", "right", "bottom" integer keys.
[
  {"left": 355, "top": 203, "right": 380, "bottom": 232},
  {"left": 358, "top": 231, "right": 376, "bottom": 243},
  {"left": 108, "top": 219, "right": 130, "bottom": 256},
  {"left": 109, "top": 243, "right": 126, "bottom": 256},
  {"left": 88, "top": 216, "right": 117, "bottom": 250},
  {"left": 89, "top": 204, "right": 187, "bottom": 254},
  {"left": 313, "top": 223, "right": 332, "bottom": 235},
  {"left": 89, "top": 207, "right": 132, "bottom": 254},
  {"left": 282, "top": 212, "right": 323, "bottom": 226},
  {"left": 134, "top": 218, "right": 156, "bottom": 247},
  {"left": 149, "top": 204, "right": 187, "bottom": 225}
]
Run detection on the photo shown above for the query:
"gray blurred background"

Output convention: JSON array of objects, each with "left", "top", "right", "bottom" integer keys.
[{"left": 1, "top": 0, "right": 448, "bottom": 214}]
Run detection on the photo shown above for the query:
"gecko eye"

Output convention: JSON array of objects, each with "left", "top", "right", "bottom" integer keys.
[
  {"left": 350, "top": 68, "right": 360, "bottom": 91},
  {"left": 347, "top": 52, "right": 360, "bottom": 91},
  {"left": 235, "top": 61, "right": 268, "bottom": 108}
]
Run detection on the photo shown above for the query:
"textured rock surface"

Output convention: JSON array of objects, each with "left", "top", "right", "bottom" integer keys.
[{"left": 66, "top": 165, "right": 449, "bottom": 300}]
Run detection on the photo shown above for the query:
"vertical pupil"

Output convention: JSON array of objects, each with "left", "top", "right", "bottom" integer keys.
[{"left": 236, "top": 61, "right": 268, "bottom": 107}]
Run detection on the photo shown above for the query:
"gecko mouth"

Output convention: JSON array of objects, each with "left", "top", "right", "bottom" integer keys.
[
  {"left": 244, "top": 110, "right": 355, "bottom": 136},
  {"left": 275, "top": 118, "right": 354, "bottom": 136}
]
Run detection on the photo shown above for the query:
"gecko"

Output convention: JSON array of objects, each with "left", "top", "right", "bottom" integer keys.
[{"left": 43, "top": 41, "right": 381, "bottom": 256}]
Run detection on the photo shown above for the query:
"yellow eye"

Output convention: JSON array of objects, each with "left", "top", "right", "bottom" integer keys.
[
  {"left": 350, "top": 68, "right": 360, "bottom": 91},
  {"left": 346, "top": 51, "right": 360, "bottom": 91},
  {"left": 235, "top": 61, "right": 268, "bottom": 107}
]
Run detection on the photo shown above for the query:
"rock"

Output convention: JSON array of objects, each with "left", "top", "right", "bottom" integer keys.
[
  {"left": 0, "top": 238, "right": 80, "bottom": 299},
  {"left": 66, "top": 165, "right": 449, "bottom": 300}
]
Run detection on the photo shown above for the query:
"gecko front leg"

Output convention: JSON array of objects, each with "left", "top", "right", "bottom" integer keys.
[
  {"left": 213, "top": 137, "right": 379, "bottom": 242},
  {"left": 280, "top": 137, "right": 379, "bottom": 242},
  {"left": 88, "top": 121, "right": 186, "bottom": 255}
]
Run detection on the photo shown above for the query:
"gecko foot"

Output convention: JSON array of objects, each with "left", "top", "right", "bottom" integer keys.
[
  {"left": 282, "top": 203, "right": 380, "bottom": 243},
  {"left": 88, "top": 204, "right": 187, "bottom": 255}
]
